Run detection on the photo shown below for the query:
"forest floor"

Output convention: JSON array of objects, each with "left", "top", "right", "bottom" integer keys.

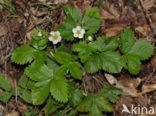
[{"left": 0, "top": 0, "right": 156, "bottom": 116}]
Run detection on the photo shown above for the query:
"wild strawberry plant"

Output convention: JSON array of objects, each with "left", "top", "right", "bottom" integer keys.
[{"left": 0, "top": 5, "right": 154, "bottom": 116}]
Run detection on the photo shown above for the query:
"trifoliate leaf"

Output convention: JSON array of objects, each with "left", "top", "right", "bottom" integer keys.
[
  {"left": 127, "top": 55, "right": 141, "bottom": 75},
  {"left": 32, "top": 83, "right": 50, "bottom": 105},
  {"left": 77, "top": 95, "right": 113, "bottom": 116},
  {"left": 11, "top": 45, "right": 35, "bottom": 64},
  {"left": 55, "top": 22, "right": 74, "bottom": 41},
  {"left": 120, "top": 28, "right": 136, "bottom": 54},
  {"left": 46, "top": 58, "right": 59, "bottom": 77},
  {"left": 69, "top": 62, "right": 82, "bottom": 80},
  {"left": 69, "top": 89, "right": 83, "bottom": 107},
  {"left": 0, "top": 74, "right": 11, "bottom": 91},
  {"left": 72, "top": 41, "right": 96, "bottom": 62},
  {"left": 18, "top": 75, "right": 28, "bottom": 88},
  {"left": 83, "top": 16, "right": 101, "bottom": 36},
  {"left": 85, "top": 7, "right": 101, "bottom": 19},
  {"left": 50, "top": 76, "right": 68, "bottom": 103},
  {"left": 100, "top": 51, "right": 122, "bottom": 73},
  {"left": 99, "top": 86, "right": 123, "bottom": 103},
  {"left": 22, "top": 89, "right": 32, "bottom": 103},
  {"left": 85, "top": 54, "right": 101, "bottom": 73},
  {"left": 25, "top": 64, "right": 52, "bottom": 81},
  {"left": 65, "top": 5, "right": 82, "bottom": 25},
  {"left": 0, "top": 92, "right": 12, "bottom": 103},
  {"left": 45, "top": 97, "right": 57, "bottom": 116},
  {"left": 93, "top": 36, "right": 118, "bottom": 52},
  {"left": 128, "top": 40, "right": 154, "bottom": 60},
  {"left": 54, "top": 51, "right": 73, "bottom": 65}
]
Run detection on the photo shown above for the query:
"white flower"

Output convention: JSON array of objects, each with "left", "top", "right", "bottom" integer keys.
[
  {"left": 49, "top": 31, "right": 61, "bottom": 44},
  {"left": 72, "top": 26, "right": 85, "bottom": 39}
]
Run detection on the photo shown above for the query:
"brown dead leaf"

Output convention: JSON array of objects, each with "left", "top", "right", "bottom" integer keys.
[
  {"left": 151, "top": 56, "right": 156, "bottom": 67},
  {"left": 53, "top": 0, "right": 68, "bottom": 4},
  {"left": 104, "top": 73, "right": 117, "bottom": 85},
  {"left": 135, "top": 24, "right": 151, "bottom": 37},
  {"left": 31, "top": 7, "right": 48, "bottom": 17},
  {"left": 105, "top": 23, "right": 127, "bottom": 37},
  {"left": 143, "top": 0, "right": 156, "bottom": 10},
  {"left": 0, "top": 24, "right": 8, "bottom": 37},
  {"left": 141, "top": 84, "right": 156, "bottom": 95},
  {"left": 4, "top": 110, "right": 19, "bottom": 116}
]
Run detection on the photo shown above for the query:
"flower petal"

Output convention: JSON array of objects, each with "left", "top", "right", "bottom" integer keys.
[
  {"left": 78, "top": 33, "right": 84, "bottom": 39},
  {"left": 76, "top": 26, "right": 81, "bottom": 30},
  {"left": 58, "top": 36, "right": 61, "bottom": 41},
  {"left": 56, "top": 31, "right": 60, "bottom": 36},
  {"left": 48, "top": 37, "right": 53, "bottom": 41},
  {"left": 74, "top": 33, "right": 78, "bottom": 38},
  {"left": 50, "top": 32, "right": 55, "bottom": 35},
  {"left": 53, "top": 40, "right": 59, "bottom": 44},
  {"left": 72, "top": 28, "right": 77, "bottom": 33},
  {"left": 81, "top": 29, "right": 85, "bottom": 34}
]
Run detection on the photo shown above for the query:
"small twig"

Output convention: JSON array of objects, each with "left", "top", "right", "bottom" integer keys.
[{"left": 0, "top": 52, "right": 12, "bottom": 63}]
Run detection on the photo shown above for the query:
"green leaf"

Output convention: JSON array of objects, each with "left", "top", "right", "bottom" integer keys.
[
  {"left": 46, "top": 58, "right": 59, "bottom": 77},
  {"left": 72, "top": 42, "right": 96, "bottom": 62},
  {"left": 31, "top": 51, "right": 47, "bottom": 72},
  {"left": 11, "top": 45, "right": 35, "bottom": 64},
  {"left": 83, "top": 16, "right": 101, "bottom": 36},
  {"left": 32, "top": 83, "right": 50, "bottom": 105},
  {"left": 50, "top": 76, "right": 68, "bottom": 103},
  {"left": 69, "top": 62, "right": 82, "bottom": 80},
  {"left": 127, "top": 55, "right": 141, "bottom": 75},
  {"left": 25, "top": 64, "right": 52, "bottom": 81},
  {"left": 0, "top": 74, "right": 11, "bottom": 91},
  {"left": 18, "top": 75, "right": 28, "bottom": 88},
  {"left": 55, "top": 22, "right": 74, "bottom": 41},
  {"left": 128, "top": 40, "right": 154, "bottom": 60},
  {"left": 99, "top": 86, "right": 123, "bottom": 103},
  {"left": 120, "top": 28, "right": 136, "bottom": 54},
  {"left": 85, "top": 54, "right": 101, "bottom": 73},
  {"left": 85, "top": 7, "right": 101, "bottom": 19},
  {"left": 22, "top": 89, "right": 32, "bottom": 103},
  {"left": 121, "top": 55, "right": 128, "bottom": 69},
  {"left": 69, "top": 89, "right": 83, "bottom": 107},
  {"left": 27, "top": 80, "right": 36, "bottom": 90},
  {"left": 54, "top": 52, "right": 73, "bottom": 65},
  {"left": 35, "top": 79, "right": 51, "bottom": 87},
  {"left": 65, "top": 5, "right": 82, "bottom": 25},
  {"left": 45, "top": 97, "right": 57, "bottom": 116},
  {"left": 100, "top": 51, "right": 122, "bottom": 73},
  {"left": 0, "top": 92, "right": 12, "bottom": 103},
  {"left": 77, "top": 95, "right": 113, "bottom": 116},
  {"left": 94, "top": 36, "right": 118, "bottom": 51},
  {"left": 55, "top": 65, "right": 69, "bottom": 77}
]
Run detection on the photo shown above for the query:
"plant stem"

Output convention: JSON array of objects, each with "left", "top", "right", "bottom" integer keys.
[{"left": 54, "top": 45, "right": 57, "bottom": 53}]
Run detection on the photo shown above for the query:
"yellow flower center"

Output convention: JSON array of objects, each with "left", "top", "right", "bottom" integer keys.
[
  {"left": 52, "top": 34, "right": 58, "bottom": 40},
  {"left": 76, "top": 30, "right": 81, "bottom": 35}
]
